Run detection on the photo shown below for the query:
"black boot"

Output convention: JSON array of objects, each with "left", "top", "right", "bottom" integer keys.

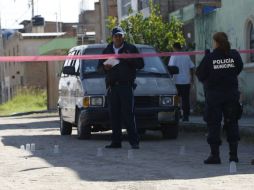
[
  {"left": 229, "top": 143, "right": 239, "bottom": 162},
  {"left": 204, "top": 144, "right": 221, "bottom": 164}
]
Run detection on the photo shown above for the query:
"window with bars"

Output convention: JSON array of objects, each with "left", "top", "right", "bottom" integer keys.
[
  {"left": 138, "top": 0, "right": 150, "bottom": 10},
  {"left": 121, "top": 0, "right": 132, "bottom": 16}
]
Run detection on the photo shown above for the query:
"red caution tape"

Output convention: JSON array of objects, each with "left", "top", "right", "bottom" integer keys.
[{"left": 0, "top": 49, "right": 253, "bottom": 63}]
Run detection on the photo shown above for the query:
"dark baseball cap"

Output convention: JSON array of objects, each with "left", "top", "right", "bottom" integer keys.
[{"left": 112, "top": 26, "right": 125, "bottom": 36}]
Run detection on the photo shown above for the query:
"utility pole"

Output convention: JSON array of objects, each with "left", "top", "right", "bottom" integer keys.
[
  {"left": 31, "top": 0, "right": 34, "bottom": 18},
  {"left": 58, "top": 0, "right": 62, "bottom": 32},
  {"left": 55, "top": 12, "right": 59, "bottom": 32}
]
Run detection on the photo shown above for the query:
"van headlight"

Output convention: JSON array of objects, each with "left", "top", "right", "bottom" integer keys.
[
  {"left": 83, "top": 96, "right": 104, "bottom": 108},
  {"left": 159, "top": 96, "right": 173, "bottom": 106}
]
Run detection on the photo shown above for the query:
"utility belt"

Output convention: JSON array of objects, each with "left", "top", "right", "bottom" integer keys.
[
  {"left": 109, "top": 80, "right": 133, "bottom": 86},
  {"left": 108, "top": 80, "right": 137, "bottom": 89}
]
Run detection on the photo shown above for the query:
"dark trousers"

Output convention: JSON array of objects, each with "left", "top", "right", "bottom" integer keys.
[
  {"left": 206, "top": 90, "right": 240, "bottom": 145},
  {"left": 107, "top": 84, "right": 139, "bottom": 146},
  {"left": 176, "top": 84, "right": 191, "bottom": 117}
]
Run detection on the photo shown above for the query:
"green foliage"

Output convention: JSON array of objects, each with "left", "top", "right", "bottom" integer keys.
[
  {"left": 106, "top": 16, "right": 118, "bottom": 43},
  {"left": 0, "top": 87, "right": 47, "bottom": 116},
  {"left": 107, "top": 0, "right": 185, "bottom": 53}
]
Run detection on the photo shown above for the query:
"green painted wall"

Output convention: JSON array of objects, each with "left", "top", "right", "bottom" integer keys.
[
  {"left": 39, "top": 37, "right": 77, "bottom": 55},
  {"left": 194, "top": 0, "right": 254, "bottom": 114},
  {"left": 195, "top": 0, "right": 254, "bottom": 55}
]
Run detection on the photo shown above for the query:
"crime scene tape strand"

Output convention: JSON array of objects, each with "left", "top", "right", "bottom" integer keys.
[{"left": 0, "top": 49, "right": 254, "bottom": 63}]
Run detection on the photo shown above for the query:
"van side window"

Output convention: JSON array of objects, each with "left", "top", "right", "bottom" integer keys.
[
  {"left": 70, "top": 50, "right": 80, "bottom": 67},
  {"left": 74, "top": 50, "right": 81, "bottom": 74},
  {"left": 61, "top": 50, "right": 77, "bottom": 77}
]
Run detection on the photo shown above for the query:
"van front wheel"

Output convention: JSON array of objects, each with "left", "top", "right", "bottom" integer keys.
[{"left": 77, "top": 118, "right": 91, "bottom": 140}]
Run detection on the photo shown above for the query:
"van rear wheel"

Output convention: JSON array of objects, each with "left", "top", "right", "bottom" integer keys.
[
  {"left": 77, "top": 117, "right": 91, "bottom": 140},
  {"left": 59, "top": 110, "right": 72, "bottom": 135}
]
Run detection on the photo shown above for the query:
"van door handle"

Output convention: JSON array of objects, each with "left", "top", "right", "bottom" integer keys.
[{"left": 67, "top": 81, "right": 70, "bottom": 86}]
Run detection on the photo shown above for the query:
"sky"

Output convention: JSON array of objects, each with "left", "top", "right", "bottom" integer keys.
[{"left": 0, "top": 0, "right": 98, "bottom": 29}]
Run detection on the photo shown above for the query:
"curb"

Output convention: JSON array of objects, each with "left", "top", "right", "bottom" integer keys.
[
  {"left": 0, "top": 110, "right": 57, "bottom": 117},
  {"left": 180, "top": 122, "right": 254, "bottom": 139}
]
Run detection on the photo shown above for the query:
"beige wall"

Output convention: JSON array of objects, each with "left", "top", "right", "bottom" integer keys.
[
  {"left": 1, "top": 32, "right": 63, "bottom": 103},
  {"left": 2, "top": 33, "right": 24, "bottom": 102},
  {"left": 18, "top": 37, "right": 53, "bottom": 88},
  {"left": 0, "top": 30, "right": 5, "bottom": 103}
]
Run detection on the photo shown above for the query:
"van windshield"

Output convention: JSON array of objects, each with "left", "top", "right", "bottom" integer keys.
[
  {"left": 81, "top": 48, "right": 104, "bottom": 74},
  {"left": 138, "top": 48, "right": 167, "bottom": 74},
  {"left": 81, "top": 47, "right": 167, "bottom": 75}
]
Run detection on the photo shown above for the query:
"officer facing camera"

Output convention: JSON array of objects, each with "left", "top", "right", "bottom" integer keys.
[
  {"left": 196, "top": 32, "right": 243, "bottom": 164},
  {"left": 97, "top": 26, "right": 144, "bottom": 149}
]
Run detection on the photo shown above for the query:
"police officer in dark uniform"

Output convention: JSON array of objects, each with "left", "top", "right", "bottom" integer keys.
[
  {"left": 97, "top": 26, "right": 144, "bottom": 149},
  {"left": 196, "top": 32, "right": 243, "bottom": 164}
]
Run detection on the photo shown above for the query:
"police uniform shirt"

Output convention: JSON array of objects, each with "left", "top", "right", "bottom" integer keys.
[
  {"left": 196, "top": 48, "right": 243, "bottom": 91},
  {"left": 113, "top": 44, "right": 124, "bottom": 54}
]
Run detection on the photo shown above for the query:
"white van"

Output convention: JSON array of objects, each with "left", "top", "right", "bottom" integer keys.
[{"left": 58, "top": 44, "right": 180, "bottom": 139}]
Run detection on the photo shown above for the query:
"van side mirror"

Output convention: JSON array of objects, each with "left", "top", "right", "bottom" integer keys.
[
  {"left": 62, "top": 66, "right": 78, "bottom": 76},
  {"left": 167, "top": 66, "right": 179, "bottom": 75}
]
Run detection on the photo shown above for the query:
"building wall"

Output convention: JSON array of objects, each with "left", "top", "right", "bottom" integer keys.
[
  {"left": 117, "top": 0, "right": 196, "bottom": 52},
  {"left": 2, "top": 32, "right": 24, "bottom": 102},
  {"left": 118, "top": 0, "right": 195, "bottom": 22},
  {"left": 61, "top": 23, "right": 77, "bottom": 36},
  {"left": 194, "top": 0, "right": 254, "bottom": 114},
  {"left": 21, "top": 20, "right": 77, "bottom": 34},
  {"left": 79, "top": 11, "right": 96, "bottom": 32},
  {"left": 95, "top": 2, "right": 102, "bottom": 43},
  {"left": 94, "top": 0, "right": 118, "bottom": 43},
  {"left": 0, "top": 28, "right": 4, "bottom": 103},
  {"left": 108, "top": 0, "right": 118, "bottom": 17},
  {"left": 78, "top": 9, "right": 97, "bottom": 44},
  {"left": 167, "top": 0, "right": 194, "bottom": 12},
  {"left": 1, "top": 33, "right": 62, "bottom": 103},
  {"left": 19, "top": 37, "right": 51, "bottom": 88}
]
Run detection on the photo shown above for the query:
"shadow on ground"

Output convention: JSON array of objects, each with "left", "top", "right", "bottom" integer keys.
[{"left": 1, "top": 117, "right": 254, "bottom": 182}]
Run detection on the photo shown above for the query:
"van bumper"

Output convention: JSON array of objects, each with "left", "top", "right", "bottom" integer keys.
[
  {"left": 135, "top": 107, "right": 179, "bottom": 128},
  {"left": 78, "top": 106, "right": 179, "bottom": 130}
]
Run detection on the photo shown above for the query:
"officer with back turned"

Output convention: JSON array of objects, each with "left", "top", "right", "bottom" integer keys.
[{"left": 196, "top": 32, "right": 243, "bottom": 164}]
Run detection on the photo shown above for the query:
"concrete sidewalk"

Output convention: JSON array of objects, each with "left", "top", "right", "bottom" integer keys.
[{"left": 182, "top": 115, "right": 254, "bottom": 136}]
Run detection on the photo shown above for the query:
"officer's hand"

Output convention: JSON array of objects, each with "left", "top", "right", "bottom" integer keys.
[{"left": 104, "top": 64, "right": 112, "bottom": 70}]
